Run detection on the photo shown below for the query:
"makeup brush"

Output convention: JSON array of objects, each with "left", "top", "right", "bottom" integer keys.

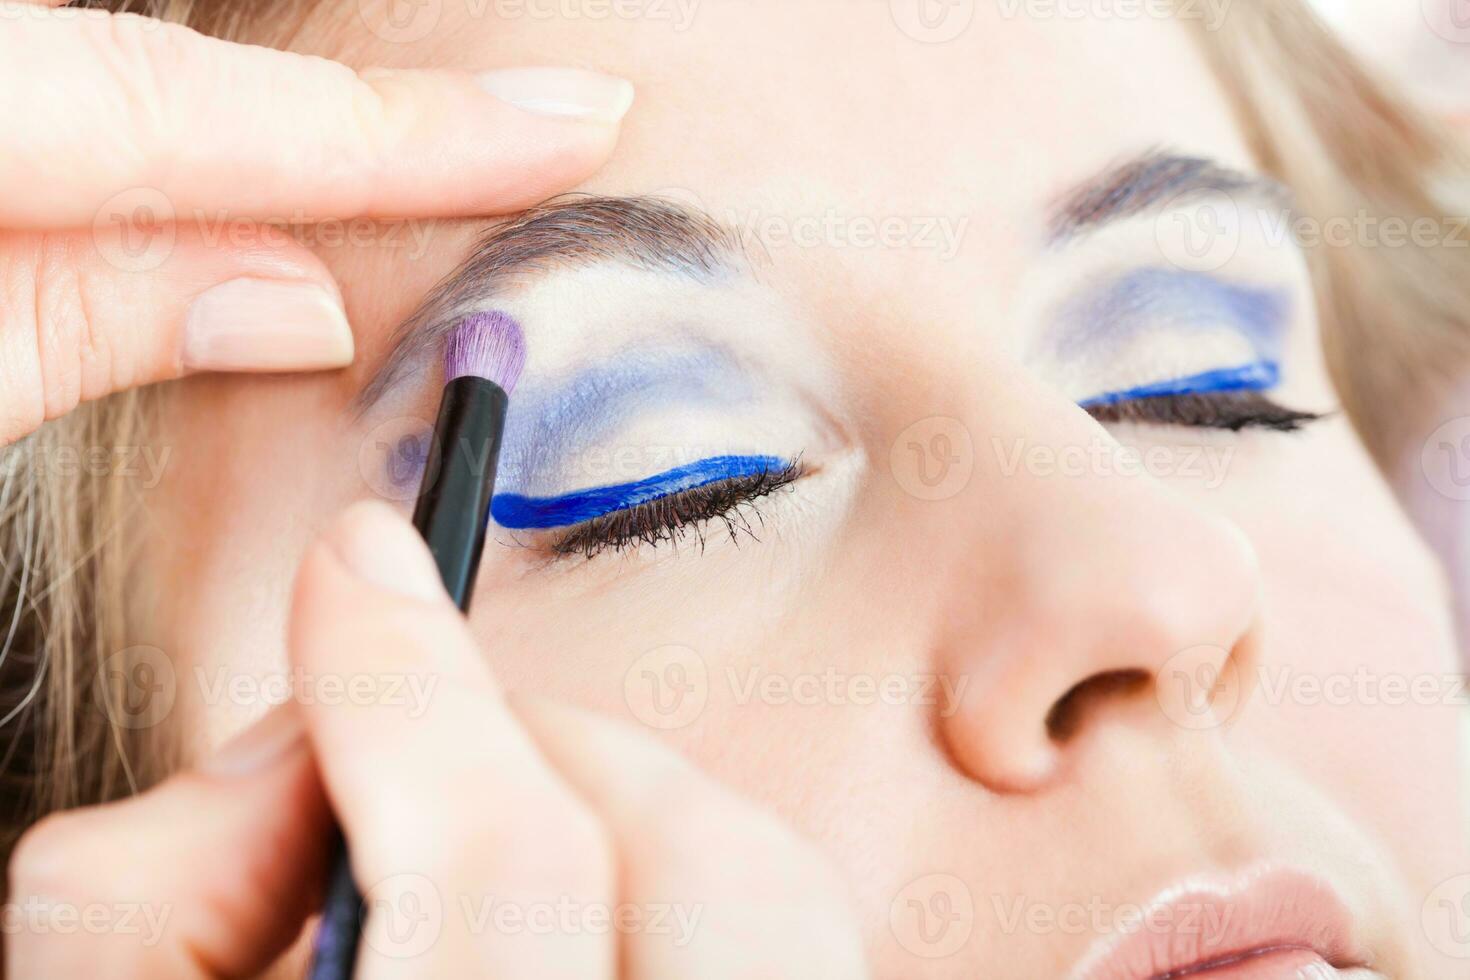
[{"left": 308, "top": 310, "right": 527, "bottom": 980}]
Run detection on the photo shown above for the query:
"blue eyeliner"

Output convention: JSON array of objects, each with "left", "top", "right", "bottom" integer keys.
[
  {"left": 1080, "top": 361, "right": 1280, "bottom": 408},
  {"left": 492, "top": 454, "right": 788, "bottom": 529}
]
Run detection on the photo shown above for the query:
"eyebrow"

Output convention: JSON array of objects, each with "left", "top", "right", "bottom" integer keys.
[
  {"left": 1047, "top": 150, "right": 1293, "bottom": 243},
  {"left": 357, "top": 152, "right": 1292, "bottom": 410},
  {"left": 357, "top": 195, "right": 745, "bottom": 408}
]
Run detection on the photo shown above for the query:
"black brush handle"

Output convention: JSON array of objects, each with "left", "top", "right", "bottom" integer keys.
[
  {"left": 412, "top": 377, "right": 510, "bottom": 605},
  {"left": 307, "top": 376, "right": 508, "bottom": 980},
  {"left": 309, "top": 831, "right": 360, "bottom": 980}
]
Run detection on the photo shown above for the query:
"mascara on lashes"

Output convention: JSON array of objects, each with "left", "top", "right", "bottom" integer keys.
[{"left": 492, "top": 454, "right": 789, "bottom": 529}]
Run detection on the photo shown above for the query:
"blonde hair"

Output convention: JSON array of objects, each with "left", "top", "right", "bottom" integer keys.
[
  {"left": 0, "top": 390, "right": 154, "bottom": 852},
  {"left": 0, "top": 0, "right": 1466, "bottom": 857},
  {"left": 1192, "top": 2, "right": 1470, "bottom": 465}
]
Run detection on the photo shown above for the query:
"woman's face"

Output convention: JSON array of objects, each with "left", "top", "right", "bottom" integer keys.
[{"left": 148, "top": 2, "right": 1468, "bottom": 974}]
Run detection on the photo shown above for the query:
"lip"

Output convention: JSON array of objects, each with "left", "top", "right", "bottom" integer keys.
[{"left": 1069, "top": 866, "right": 1368, "bottom": 980}]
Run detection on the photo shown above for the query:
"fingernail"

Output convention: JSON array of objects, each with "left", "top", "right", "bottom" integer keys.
[
  {"left": 476, "top": 67, "right": 635, "bottom": 123},
  {"left": 203, "top": 706, "right": 305, "bottom": 777},
  {"left": 328, "top": 500, "right": 445, "bottom": 603},
  {"left": 184, "top": 278, "right": 355, "bottom": 372}
]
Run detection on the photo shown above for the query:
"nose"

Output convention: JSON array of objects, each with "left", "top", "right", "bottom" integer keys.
[{"left": 931, "top": 403, "right": 1263, "bottom": 793}]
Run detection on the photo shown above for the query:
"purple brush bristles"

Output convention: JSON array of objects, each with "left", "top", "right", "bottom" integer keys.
[{"left": 444, "top": 311, "right": 527, "bottom": 393}]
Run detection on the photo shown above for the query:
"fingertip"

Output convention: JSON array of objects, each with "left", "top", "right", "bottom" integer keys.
[
  {"left": 473, "top": 67, "right": 635, "bottom": 125},
  {"left": 182, "top": 278, "right": 355, "bottom": 374},
  {"left": 352, "top": 65, "right": 632, "bottom": 215},
  {"left": 322, "top": 500, "right": 445, "bottom": 603},
  {"left": 288, "top": 502, "right": 475, "bottom": 689}
]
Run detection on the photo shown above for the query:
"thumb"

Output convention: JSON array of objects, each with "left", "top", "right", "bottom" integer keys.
[{"left": 6, "top": 705, "right": 333, "bottom": 978}]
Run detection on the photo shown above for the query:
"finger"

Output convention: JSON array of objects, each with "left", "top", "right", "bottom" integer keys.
[
  {"left": 1, "top": 6, "right": 633, "bottom": 227},
  {"left": 7, "top": 705, "right": 332, "bottom": 979},
  {"left": 0, "top": 226, "right": 352, "bottom": 446},
  {"left": 512, "top": 698, "right": 869, "bottom": 980},
  {"left": 289, "top": 501, "right": 614, "bottom": 979}
]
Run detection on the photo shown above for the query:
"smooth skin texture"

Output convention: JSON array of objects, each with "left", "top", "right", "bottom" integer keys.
[
  {"left": 0, "top": 0, "right": 630, "bottom": 442},
  {"left": 7, "top": 1, "right": 1470, "bottom": 978}
]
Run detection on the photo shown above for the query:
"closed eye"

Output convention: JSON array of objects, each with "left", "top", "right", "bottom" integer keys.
[
  {"left": 1087, "top": 391, "right": 1322, "bottom": 431},
  {"left": 491, "top": 455, "right": 806, "bottom": 559},
  {"left": 1081, "top": 360, "right": 1323, "bottom": 432}
]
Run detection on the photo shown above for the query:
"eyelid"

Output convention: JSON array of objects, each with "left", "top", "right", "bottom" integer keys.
[
  {"left": 1049, "top": 268, "right": 1292, "bottom": 357},
  {"left": 491, "top": 454, "right": 790, "bottom": 529}
]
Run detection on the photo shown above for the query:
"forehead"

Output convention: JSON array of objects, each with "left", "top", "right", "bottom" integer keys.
[
  {"left": 291, "top": 1, "right": 1260, "bottom": 377},
  {"left": 308, "top": 1, "right": 1250, "bottom": 199}
]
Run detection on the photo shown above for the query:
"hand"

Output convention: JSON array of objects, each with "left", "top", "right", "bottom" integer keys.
[
  {"left": 0, "top": 0, "right": 632, "bottom": 445},
  {"left": 6, "top": 502, "right": 868, "bottom": 978}
]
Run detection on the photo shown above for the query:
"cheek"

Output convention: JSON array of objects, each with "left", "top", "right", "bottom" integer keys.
[
  {"left": 1237, "top": 424, "right": 1467, "bottom": 893},
  {"left": 1241, "top": 587, "right": 1467, "bottom": 902},
  {"left": 1395, "top": 375, "right": 1470, "bottom": 661}
]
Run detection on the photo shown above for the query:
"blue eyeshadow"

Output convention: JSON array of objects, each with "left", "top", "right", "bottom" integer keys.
[
  {"left": 1057, "top": 268, "right": 1290, "bottom": 356},
  {"left": 491, "top": 454, "right": 788, "bottom": 529},
  {"left": 1055, "top": 267, "right": 1293, "bottom": 408},
  {"left": 494, "top": 345, "right": 751, "bottom": 493},
  {"left": 1079, "top": 361, "right": 1279, "bottom": 408}
]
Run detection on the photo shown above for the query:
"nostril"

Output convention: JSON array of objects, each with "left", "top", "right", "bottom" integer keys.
[{"left": 1044, "top": 669, "right": 1152, "bottom": 742}]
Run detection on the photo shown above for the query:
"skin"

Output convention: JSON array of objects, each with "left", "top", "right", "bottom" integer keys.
[
  {"left": 5, "top": 1, "right": 1468, "bottom": 978},
  {"left": 0, "top": 0, "right": 628, "bottom": 444}
]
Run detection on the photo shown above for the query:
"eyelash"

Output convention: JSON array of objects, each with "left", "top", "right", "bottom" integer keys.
[
  {"left": 1087, "top": 390, "right": 1323, "bottom": 431},
  {"left": 546, "top": 459, "right": 806, "bottom": 559}
]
